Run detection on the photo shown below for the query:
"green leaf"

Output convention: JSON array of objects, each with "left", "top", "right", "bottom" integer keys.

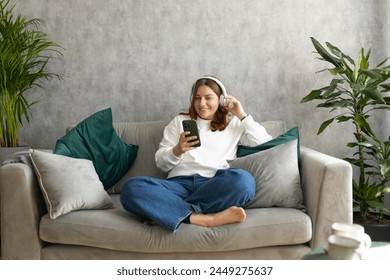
[
  {"left": 367, "top": 201, "right": 389, "bottom": 212},
  {"left": 365, "top": 48, "right": 372, "bottom": 65},
  {"left": 317, "top": 117, "right": 335, "bottom": 135},
  {"left": 317, "top": 100, "right": 348, "bottom": 108},
  {"left": 350, "top": 82, "right": 365, "bottom": 91},
  {"left": 379, "top": 159, "right": 390, "bottom": 179},
  {"left": 336, "top": 115, "right": 353, "bottom": 122},
  {"left": 353, "top": 51, "right": 362, "bottom": 82},
  {"left": 347, "top": 143, "right": 358, "bottom": 148},
  {"left": 328, "top": 67, "right": 344, "bottom": 75},
  {"left": 362, "top": 88, "right": 385, "bottom": 103},
  {"left": 356, "top": 141, "right": 374, "bottom": 148},
  {"left": 326, "top": 91, "right": 343, "bottom": 99},
  {"left": 301, "top": 89, "right": 324, "bottom": 103},
  {"left": 375, "top": 56, "right": 390, "bottom": 68},
  {"left": 311, "top": 37, "right": 342, "bottom": 68},
  {"left": 361, "top": 69, "right": 383, "bottom": 79},
  {"left": 372, "top": 106, "right": 390, "bottom": 111},
  {"left": 354, "top": 116, "right": 377, "bottom": 140},
  {"left": 326, "top": 41, "right": 354, "bottom": 64},
  {"left": 380, "top": 83, "right": 390, "bottom": 92},
  {"left": 323, "top": 79, "right": 343, "bottom": 97}
]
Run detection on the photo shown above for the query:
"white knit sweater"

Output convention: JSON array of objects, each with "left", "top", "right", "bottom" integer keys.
[{"left": 155, "top": 114, "right": 272, "bottom": 178}]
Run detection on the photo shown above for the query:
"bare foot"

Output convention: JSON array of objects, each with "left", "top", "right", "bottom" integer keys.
[{"left": 189, "top": 206, "right": 246, "bottom": 227}]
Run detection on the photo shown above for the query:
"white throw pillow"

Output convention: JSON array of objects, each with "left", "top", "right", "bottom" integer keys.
[
  {"left": 29, "top": 149, "right": 113, "bottom": 219},
  {"left": 229, "top": 139, "right": 305, "bottom": 210}
]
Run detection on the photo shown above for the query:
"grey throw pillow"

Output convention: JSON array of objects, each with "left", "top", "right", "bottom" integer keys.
[
  {"left": 230, "top": 139, "right": 305, "bottom": 210},
  {"left": 29, "top": 149, "right": 113, "bottom": 219}
]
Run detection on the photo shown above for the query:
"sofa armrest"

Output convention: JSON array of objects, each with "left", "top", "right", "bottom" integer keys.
[
  {"left": 300, "top": 146, "right": 353, "bottom": 249},
  {"left": 0, "top": 163, "right": 46, "bottom": 259}
]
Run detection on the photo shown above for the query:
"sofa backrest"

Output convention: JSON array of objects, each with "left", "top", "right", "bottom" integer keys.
[
  {"left": 108, "top": 120, "right": 286, "bottom": 193},
  {"left": 109, "top": 120, "right": 169, "bottom": 193}
]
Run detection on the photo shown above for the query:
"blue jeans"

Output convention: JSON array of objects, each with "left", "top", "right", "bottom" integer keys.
[{"left": 120, "top": 168, "right": 255, "bottom": 232}]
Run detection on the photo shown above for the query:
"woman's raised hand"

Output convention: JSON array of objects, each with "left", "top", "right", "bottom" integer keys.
[{"left": 224, "top": 95, "right": 247, "bottom": 121}]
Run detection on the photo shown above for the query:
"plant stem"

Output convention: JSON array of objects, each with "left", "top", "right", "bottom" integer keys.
[{"left": 356, "top": 123, "right": 367, "bottom": 220}]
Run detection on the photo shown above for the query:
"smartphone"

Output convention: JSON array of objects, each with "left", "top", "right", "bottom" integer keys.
[{"left": 182, "top": 120, "right": 201, "bottom": 147}]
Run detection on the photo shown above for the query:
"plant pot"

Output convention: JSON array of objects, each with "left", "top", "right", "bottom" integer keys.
[{"left": 354, "top": 212, "right": 390, "bottom": 242}]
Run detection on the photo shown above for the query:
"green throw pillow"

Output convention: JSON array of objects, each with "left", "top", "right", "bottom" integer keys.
[
  {"left": 237, "top": 126, "right": 300, "bottom": 160},
  {"left": 54, "top": 108, "right": 138, "bottom": 190}
]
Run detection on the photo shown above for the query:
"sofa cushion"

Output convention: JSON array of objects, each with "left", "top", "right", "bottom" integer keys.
[
  {"left": 39, "top": 195, "right": 312, "bottom": 253},
  {"left": 29, "top": 149, "right": 113, "bottom": 219},
  {"left": 54, "top": 108, "right": 138, "bottom": 190},
  {"left": 237, "top": 126, "right": 299, "bottom": 158},
  {"left": 230, "top": 139, "right": 305, "bottom": 210}
]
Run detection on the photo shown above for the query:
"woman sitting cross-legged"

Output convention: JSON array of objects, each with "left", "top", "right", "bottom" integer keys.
[{"left": 120, "top": 76, "right": 272, "bottom": 232}]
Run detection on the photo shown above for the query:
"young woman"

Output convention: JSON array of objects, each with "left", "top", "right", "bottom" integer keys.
[{"left": 120, "top": 76, "right": 272, "bottom": 232}]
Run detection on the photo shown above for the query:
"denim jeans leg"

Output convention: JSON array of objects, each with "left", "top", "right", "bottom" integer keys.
[
  {"left": 186, "top": 168, "right": 256, "bottom": 214},
  {"left": 120, "top": 176, "right": 194, "bottom": 232}
]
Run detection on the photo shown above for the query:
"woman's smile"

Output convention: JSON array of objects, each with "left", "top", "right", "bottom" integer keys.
[{"left": 194, "top": 85, "right": 219, "bottom": 120}]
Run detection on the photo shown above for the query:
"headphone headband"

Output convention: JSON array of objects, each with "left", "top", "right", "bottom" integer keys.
[
  {"left": 197, "top": 76, "right": 227, "bottom": 97},
  {"left": 191, "top": 76, "right": 232, "bottom": 108}
]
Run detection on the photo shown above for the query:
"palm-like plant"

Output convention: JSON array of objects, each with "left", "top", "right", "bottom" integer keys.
[
  {"left": 0, "top": 0, "right": 62, "bottom": 147},
  {"left": 301, "top": 37, "right": 390, "bottom": 223}
]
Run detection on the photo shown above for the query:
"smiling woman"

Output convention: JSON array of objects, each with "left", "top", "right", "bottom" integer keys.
[
  {"left": 119, "top": 76, "right": 273, "bottom": 232},
  {"left": 188, "top": 77, "right": 229, "bottom": 131},
  {"left": 186, "top": 76, "right": 246, "bottom": 131},
  {"left": 193, "top": 85, "right": 220, "bottom": 120}
]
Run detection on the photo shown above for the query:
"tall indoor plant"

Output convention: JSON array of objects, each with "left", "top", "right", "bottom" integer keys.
[
  {"left": 301, "top": 37, "right": 390, "bottom": 224},
  {"left": 0, "top": 0, "right": 62, "bottom": 148}
]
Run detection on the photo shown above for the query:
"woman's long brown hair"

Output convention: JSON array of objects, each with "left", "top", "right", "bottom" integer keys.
[{"left": 181, "top": 78, "right": 229, "bottom": 131}]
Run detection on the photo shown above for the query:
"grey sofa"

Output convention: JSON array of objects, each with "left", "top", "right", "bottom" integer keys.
[{"left": 0, "top": 120, "right": 352, "bottom": 260}]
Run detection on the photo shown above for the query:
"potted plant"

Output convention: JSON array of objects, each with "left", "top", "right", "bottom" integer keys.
[
  {"left": 0, "top": 0, "right": 62, "bottom": 157},
  {"left": 0, "top": 0, "right": 63, "bottom": 256},
  {"left": 301, "top": 37, "right": 390, "bottom": 240}
]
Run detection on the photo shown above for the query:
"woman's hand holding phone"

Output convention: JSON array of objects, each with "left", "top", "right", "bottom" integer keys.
[
  {"left": 172, "top": 120, "right": 201, "bottom": 157},
  {"left": 173, "top": 131, "right": 199, "bottom": 157}
]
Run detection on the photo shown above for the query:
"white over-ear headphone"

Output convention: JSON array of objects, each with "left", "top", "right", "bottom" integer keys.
[{"left": 191, "top": 76, "right": 234, "bottom": 108}]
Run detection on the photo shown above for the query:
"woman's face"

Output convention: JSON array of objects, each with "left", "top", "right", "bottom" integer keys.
[{"left": 193, "top": 85, "right": 220, "bottom": 120}]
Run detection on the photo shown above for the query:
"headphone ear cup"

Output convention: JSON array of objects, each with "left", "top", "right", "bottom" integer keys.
[
  {"left": 220, "top": 95, "right": 227, "bottom": 107},
  {"left": 220, "top": 94, "right": 234, "bottom": 108}
]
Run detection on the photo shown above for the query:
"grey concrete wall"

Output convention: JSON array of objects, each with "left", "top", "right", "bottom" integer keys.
[{"left": 14, "top": 0, "right": 389, "bottom": 163}]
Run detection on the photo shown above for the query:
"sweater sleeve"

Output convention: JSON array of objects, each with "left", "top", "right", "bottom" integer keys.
[
  {"left": 239, "top": 115, "right": 273, "bottom": 146},
  {"left": 155, "top": 116, "right": 183, "bottom": 172}
]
